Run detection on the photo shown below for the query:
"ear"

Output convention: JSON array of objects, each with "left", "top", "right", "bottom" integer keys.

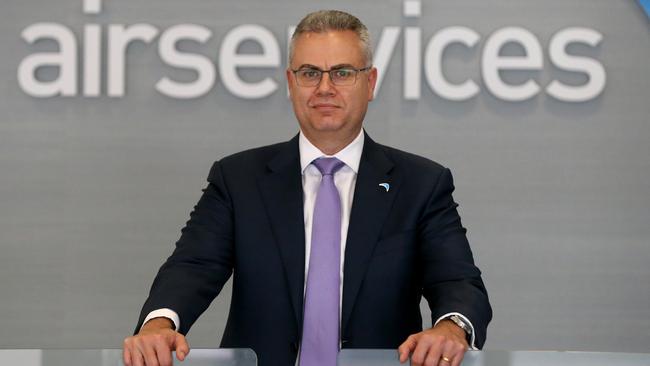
[
  {"left": 286, "top": 68, "right": 293, "bottom": 81},
  {"left": 286, "top": 68, "right": 294, "bottom": 96},
  {"left": 367, "top": 67, "right": 378, "bottom": 101}
]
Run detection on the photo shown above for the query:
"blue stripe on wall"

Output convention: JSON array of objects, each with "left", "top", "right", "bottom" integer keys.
[{"left": 639, "top": 0, "right": 650, "bottom": 19}]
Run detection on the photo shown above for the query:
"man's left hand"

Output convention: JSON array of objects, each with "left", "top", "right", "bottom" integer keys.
[{"left": 398, "top": 319, "right": 469, "bottom": 366}]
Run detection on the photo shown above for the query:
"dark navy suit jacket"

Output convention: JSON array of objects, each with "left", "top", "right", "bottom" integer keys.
[{"left": 136, "top": 133, "right": 492, "bottom": 366}]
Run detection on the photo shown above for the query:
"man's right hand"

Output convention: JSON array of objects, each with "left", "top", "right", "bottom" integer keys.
[{"left": 123, "top": 317, "right": 190, "bottom": 366}]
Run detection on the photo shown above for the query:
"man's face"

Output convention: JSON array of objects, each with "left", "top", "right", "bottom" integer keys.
[{"left": 287, "top": 30, "right": 377, "bottom": 142}]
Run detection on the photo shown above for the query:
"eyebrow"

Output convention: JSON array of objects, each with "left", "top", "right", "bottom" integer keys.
[{"left": 296, "top": 63, "right": 357, "bottom": 70}]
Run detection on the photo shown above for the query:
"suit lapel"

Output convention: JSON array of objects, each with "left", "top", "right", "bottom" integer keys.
[
  {"left": 257, "top": 135, "right": 305, "bottom": 328},
  {"left": 341, "top": 134, "right": 401, "bottom": 335},
  {"left": 256, "top": 134, "right": 401, "bottom": 334}
]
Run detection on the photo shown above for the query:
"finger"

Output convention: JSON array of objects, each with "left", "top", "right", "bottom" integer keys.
[
  {"left": 136, "top": 339, "right": 160, "bottom": 366},
  {"left": 442, "top": 335, "right": 468, "bottom": 366},
  {"left": 451, "top": 349, "right": 466, "bottom": 366},
  {"left": 422, "top": 338, "right": 444, "bottom": 366},
  {"left": 174, "top": 333, "right": 190, "bottom": 361},
  {"left": 434, "top": 344, "right": 454, "bottom": 366},
  {"left": 131, "top": 347, "right": 145, "bottom": 366},
  {"left": 429, "top": 352, "right": 451, "bottom": 366},
  {"left": 424, "top": 350, "right": 444, "bottom": 366},
  {"left": 153, "top": 340, "right": 173, "bottom": 366},
  {"left": 398, "top": 336, "right": 416, "bottom": 363},
  {"left": 122, "top": 342, "right": 132, "bottom": 366},
  {"left": 410, "top": 337, "right": 433, "bottom": 366}
]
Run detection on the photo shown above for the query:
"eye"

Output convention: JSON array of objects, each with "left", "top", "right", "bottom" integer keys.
[
  {"left": 299, "top": 69, "right": 321, "bottom": 79},
  {"left": 332, "top": 69, "right": 353, "bottom": 79}
]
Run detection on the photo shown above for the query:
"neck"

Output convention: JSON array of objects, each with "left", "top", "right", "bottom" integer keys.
[{"left": 302, "top": 128, "right": 361, "bottom": 155}]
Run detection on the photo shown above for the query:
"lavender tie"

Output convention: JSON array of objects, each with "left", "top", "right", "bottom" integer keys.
[{"left": 299, "top": 157, "right": 345, "bottom": 366}]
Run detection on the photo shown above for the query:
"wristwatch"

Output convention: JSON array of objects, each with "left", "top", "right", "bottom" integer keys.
[{"left": 446, "top": 315, "right": 473, "bottom": 343}]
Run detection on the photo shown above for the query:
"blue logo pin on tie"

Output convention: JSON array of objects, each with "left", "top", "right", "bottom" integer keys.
[{"left": 378, "top": 183, "right": 390, "bottom": 192}]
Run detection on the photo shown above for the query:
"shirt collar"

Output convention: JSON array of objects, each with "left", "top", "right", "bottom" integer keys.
[{"left": 299, "top": 129, "right": 364, "bottom": 174}]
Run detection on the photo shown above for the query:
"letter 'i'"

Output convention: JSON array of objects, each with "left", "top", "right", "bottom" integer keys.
[
  {"left": 404, "top": 0, "right": 421, "bottom": 100},
  {"left": 84, "top": 0, "right": 102, "bottom": 96}
]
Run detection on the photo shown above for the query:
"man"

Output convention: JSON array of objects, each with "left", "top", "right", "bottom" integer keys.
[{"left": 123, "top": 10, "right": 491, "bottom": 366}]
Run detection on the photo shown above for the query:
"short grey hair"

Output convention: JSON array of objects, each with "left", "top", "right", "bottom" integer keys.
[{"left": 289, "top": 10, "right": 373, "bottom": 67}]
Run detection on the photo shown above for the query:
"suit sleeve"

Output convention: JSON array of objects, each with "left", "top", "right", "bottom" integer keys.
[
  {"left": 418, "top": 168, "right": 492, "bottom": 348},
  {"left": 134, "top": 161, "right": 235, "bottom": 335}
]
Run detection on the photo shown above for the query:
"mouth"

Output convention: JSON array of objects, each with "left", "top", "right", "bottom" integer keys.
[{"left": 312, "top": 103, "right": 340, "bottom": 111}]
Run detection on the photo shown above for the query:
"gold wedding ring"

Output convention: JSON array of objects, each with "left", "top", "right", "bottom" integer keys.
[{"left": 441, "top": 356, "right": 451, "bottom": 363}]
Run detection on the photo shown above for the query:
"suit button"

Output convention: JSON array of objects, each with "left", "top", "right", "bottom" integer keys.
[{"left": 291, "top": 341, "right": 299, "bottom": 351}]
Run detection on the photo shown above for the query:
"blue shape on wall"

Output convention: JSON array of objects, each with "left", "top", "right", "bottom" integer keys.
[{"left": 639, "top": 0, "right": 650, "bottom": 19}]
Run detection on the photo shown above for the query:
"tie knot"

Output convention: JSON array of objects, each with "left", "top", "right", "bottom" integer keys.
[{"left": 312, "top": 157, "right": 345, "bottom": 176}]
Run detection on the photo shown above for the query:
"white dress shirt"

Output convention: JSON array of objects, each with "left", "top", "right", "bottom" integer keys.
[{"left": 143, "top": 129, "right": 477, "bottom": 349}]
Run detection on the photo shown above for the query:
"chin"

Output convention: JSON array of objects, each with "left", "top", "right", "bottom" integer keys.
[
  {"left": 303, "top": 114, "right": 340, "bottom": 128},
  {"left": 312, "top": 120, "right": 347, "bottom": 133}
]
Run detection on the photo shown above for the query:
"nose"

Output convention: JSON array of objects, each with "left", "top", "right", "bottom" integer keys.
[{"left": 316, "top": 71, "right": 336, "bottom": 95}]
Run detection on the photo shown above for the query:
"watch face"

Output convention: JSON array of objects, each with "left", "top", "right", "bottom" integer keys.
[{"left": 450, "top": 315, "right": 471, "bottom": 334}]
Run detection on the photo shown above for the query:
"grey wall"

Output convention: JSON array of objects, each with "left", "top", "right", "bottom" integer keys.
[{"left": 1, "top": 0, "right": 649, "bottom": 352}]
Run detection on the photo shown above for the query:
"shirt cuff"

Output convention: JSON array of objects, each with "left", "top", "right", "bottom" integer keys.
[
  {"left": 141, "top": 308, "right": 180, "bottom": 332},
  {"left": 434, "top": 312, "right": 478, "bottom": 350}
]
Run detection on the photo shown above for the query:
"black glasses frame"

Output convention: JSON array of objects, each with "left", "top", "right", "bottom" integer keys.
[{"left": 291, "top": 66, "right": 372, "bottom": 86}]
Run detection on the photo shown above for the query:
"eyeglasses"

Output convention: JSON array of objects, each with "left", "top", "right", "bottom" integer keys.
[{"left": 291, "top": 66, "right": 372, "bottom": 86}]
